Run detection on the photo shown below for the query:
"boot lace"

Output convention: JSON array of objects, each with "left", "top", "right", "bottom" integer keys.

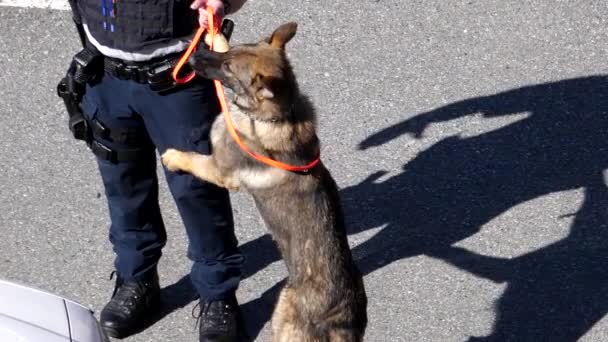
[{"left": 192, "top": 300, "right": 234, "bottom": 332}]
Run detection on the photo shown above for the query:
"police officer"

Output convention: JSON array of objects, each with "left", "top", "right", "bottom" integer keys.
[{"left": 59, "top": 0, "right": 248, "bottom": 341}]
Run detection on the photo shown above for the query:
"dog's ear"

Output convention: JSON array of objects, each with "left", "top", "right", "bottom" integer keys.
[
  {"left": 267, "top": 22, "right": 298, "bottom": 49},
  {"left": 253, "top": 75, "right": 275, "bottom": 100},
  {"left": 253, "top": 75, "right": 282, "bottom": 100},
  {"left": 257, "top": 86, "right": 274, "bottom": 100}
]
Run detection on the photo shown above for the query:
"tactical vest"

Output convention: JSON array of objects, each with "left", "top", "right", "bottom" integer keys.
[{"left": 77, "top": 0, "right": 198, "bottom": 52}]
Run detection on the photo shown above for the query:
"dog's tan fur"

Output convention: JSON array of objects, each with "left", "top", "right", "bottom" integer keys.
[{"left": 162, "top": 22, "right": 367, "bottom": 341}]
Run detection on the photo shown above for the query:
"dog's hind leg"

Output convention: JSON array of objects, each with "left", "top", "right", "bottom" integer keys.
[
  {"left": 328, "top": 329, "right": 362, "bottom": 342},
  {"left": 161, "top": 149, "right": 238, "bottom": 190},
  {"left": 271, "top": 287, "right": 311, "bottom": 342}
]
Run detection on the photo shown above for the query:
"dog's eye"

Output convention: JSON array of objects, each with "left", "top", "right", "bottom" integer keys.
[{"left": 223, "top": 60, "right": 233, "bottom": 72}]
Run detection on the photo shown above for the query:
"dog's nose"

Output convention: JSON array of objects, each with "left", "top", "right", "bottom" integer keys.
[{"left": 188, "top": 50, "right": 210, "bottom": 67}]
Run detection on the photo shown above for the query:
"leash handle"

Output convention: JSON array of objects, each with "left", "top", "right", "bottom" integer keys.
[{"left": 172, "top": 9, "right": 221, "bottom": 84}]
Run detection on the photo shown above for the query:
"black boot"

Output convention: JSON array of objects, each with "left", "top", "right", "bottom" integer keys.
[
  {"left": 100, "top": 272, "right": 161, "bottom": 338},
  {"left": 196, "top": 295, "right": 247, "bottom": 342}
]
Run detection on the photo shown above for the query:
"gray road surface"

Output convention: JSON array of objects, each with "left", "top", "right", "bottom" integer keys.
[{"left": 1, "top": 0, "right": 607, "bottom": 341}]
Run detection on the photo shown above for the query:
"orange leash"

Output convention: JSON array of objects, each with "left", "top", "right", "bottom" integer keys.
[
  {"left": 172, "top": 21, "right": 210, "bottom": 84},
  {"left": 174, "top": 8, "right": 321, "bottom": 173}
]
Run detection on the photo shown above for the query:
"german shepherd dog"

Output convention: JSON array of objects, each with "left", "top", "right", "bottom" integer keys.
[{"left": 161, "top": 22, "right": 368, "bottom": 341}]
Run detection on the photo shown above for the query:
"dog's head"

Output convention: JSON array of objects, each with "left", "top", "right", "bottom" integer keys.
[{"left": 189, "top": 22, "right": 298, "bottom": 120}]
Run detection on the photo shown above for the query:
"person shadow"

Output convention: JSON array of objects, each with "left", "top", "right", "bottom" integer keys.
[
  {"left": 154, "top": 75, "right": 608, "bottom": 341},
  {"left": 342, "top": 75, "right": 608, "bottom": 341}
]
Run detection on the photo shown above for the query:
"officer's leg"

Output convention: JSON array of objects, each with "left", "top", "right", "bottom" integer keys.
[
  {"left": 134, "top": 79, "right": 243, "bottom": 301},
  {"left": 82, "top": 75, "right": 166, "bottom": 281},
  {"left": 81, "top": 74, "right": 164, "bottom": 337},
  {"left": 97, "top": 140, "right": 165, "bottom": 281}
]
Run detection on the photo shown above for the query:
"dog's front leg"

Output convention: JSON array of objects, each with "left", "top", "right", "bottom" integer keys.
[{"left": 162, "top": 148, "right": 229, "bottom": 189}]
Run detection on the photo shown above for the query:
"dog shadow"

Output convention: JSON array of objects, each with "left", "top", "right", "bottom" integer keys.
[{"left": 342, "top": 75, "right": 608, "bottom": 341}]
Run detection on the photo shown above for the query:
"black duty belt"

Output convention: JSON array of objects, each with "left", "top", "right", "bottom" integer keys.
[{"left": 103, "top": 53, "right": 186, "bottom": 92}]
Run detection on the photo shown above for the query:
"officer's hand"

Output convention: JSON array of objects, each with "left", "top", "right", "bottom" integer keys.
[{"left": 191, "top": 0, "right": 225, "bottom": 28}]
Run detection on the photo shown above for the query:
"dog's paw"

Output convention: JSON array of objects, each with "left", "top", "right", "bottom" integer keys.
[
  {"left": 223, "top": 177, "right": 241, "bottom": 192},
  {"left": 161, "top": 149, "right": 190, "bottom": 173},
  {"left": 226, "top": 183, "right": 240, "bottom": 192}
]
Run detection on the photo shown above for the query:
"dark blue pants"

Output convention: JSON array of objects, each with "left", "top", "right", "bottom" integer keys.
[{"left": 81, "top": 73, "right": 243, "bottom": 300}]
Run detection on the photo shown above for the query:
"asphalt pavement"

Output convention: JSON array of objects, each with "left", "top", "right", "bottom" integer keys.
[{"left": 1, "top": 0, "right": 607, "bottom": 341}]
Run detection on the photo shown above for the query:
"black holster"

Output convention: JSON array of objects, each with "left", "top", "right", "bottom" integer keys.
[{"left": 56, "top": 47, "right": 103, "bottom": 142}]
